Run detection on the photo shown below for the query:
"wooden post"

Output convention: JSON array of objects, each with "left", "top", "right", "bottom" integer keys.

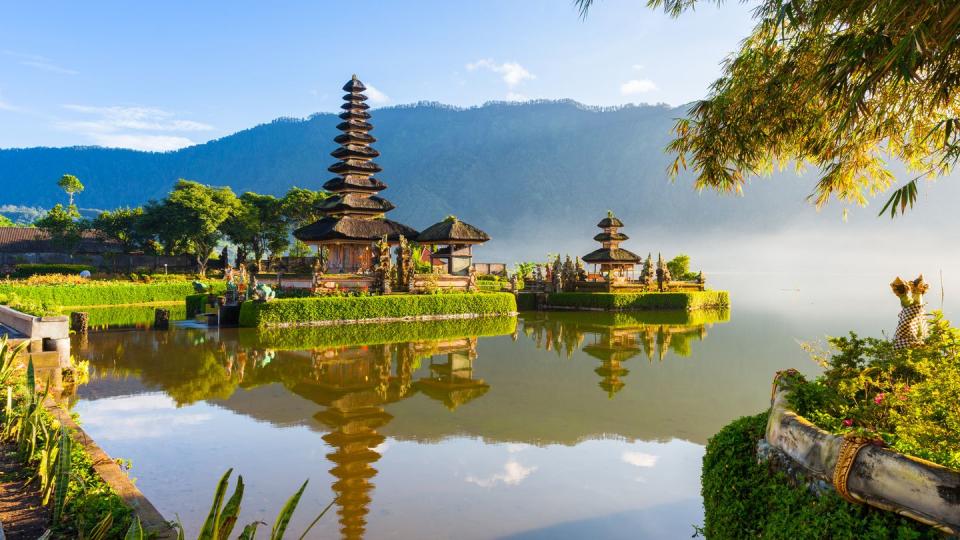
[
  {"left": 70, "top": 311, "right": 89, "bottom": 335},
  {"left": 154, "top": 308, "right": 170, "bottom": 330}
]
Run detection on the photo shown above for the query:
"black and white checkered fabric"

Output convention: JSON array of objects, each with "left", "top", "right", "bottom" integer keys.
[{"left": 893, "top": 303, "right": 927, "bottom": 350}]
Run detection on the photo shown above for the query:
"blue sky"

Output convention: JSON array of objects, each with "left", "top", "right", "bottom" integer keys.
[{"left": 0, "top": 0, "right": 755, "bottom": 151}]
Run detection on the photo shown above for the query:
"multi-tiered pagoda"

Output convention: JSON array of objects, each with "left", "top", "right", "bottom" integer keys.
[
  {"left": 582, "top": 212, "right": 641, "bottom": 277},
  {"left": 294, "top": 75, "right": 418, "bottom": 273}
]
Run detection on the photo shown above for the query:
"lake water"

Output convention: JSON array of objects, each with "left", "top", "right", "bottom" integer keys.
[{"left": 68, "top": 273, "right": 954, "bottom": 539}]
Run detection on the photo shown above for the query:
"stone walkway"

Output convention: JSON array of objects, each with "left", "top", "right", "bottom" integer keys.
[{"left": 0, "top": 445, "right": 49, "bottom": 539}]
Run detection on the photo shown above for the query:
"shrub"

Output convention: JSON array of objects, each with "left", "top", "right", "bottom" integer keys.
[
  {"left": 0, "top": 281, "right": 221, "bottom": 308},
  {"left": 0, "top": 292, "right": 59, "bottom": 317},
  {"left": 789, "top": 311, "right": 960, "bottom": 470},
  {"left": 75, "top": 304, "right": 187, "bottom": 329},
  {"left": 238, "top": 292, "right": 517, "bottom": 327},
  {"left": 702, "top": 412, "right": 939, "bottom": 539},
  {"left": 11, "top": 263, "right": 96, "bottom": 278},
  {"left": 546, "top": 291, "right": 729, "bottom": 311}
]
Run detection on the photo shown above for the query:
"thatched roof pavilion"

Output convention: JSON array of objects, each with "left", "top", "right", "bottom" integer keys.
[
  {"left": 417, "top": 216, "right": 490, "bottom": 276},
  {"left": 582, "top": 212, "right": 640, "bottom": 277},
  {"left": 294, "top": 75, "right": 418, "bottom": 273}
]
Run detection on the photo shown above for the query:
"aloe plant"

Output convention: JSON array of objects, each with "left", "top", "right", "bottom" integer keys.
[{"left": 52, "top": 424, "right": 72, "bottom": 521}]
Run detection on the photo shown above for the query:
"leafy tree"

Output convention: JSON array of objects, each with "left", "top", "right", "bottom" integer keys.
[
  {"left": 57, "top": 174, "right": 85, "bottom": 207},
  {"left": 666, "top": 254, "right": 688, "bottom": 279},
  {"left": 223, "top": 192, "right": 289, "bottom": 272},
  {"left": 34, "top": 204, "right": 88, "bottom": 254},
  {"left": 280, "top": 187, "right": 330, "bottom": 228},
  {"left": 576, "top": 0, "right": 960, "bottom": 216},
  {"left": 92, "top": 207, "right": 150, "bottom": 253},
  {"left": 0, "top": 215, "right": 14, "bottom": 227},
  {"left": 288, "top": 240, "right": 312, "bottom": 258},
  {"left": 158, "top": 179, "right": 241, "bottom": 276}
]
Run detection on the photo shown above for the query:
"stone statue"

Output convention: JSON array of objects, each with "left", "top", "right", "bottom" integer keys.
[
  {"left": 467, "top": 265, "right": 478, "bottom": 292},
  {"left": 891, "top": 275, "right": 929, "bottom": 350},
  {"left": 562, "top": 255, "right": 577, "bottom": 292},
  {"left": 509, "top": 273, "right": 518, "bottom": 293},
  {"left": 575, "top": 257, "right": 588, "bottom": 282},
  {"left": 640, "top": 253, "right": 654, "bottom": 290},
  {"left": 551, "top": 256, "right": 563, "bottom": 292},
  {"left": 396, "top": 235, "right": 413, "bottom": 291},
  {"left": 251, "top": 282, "right": 275, "bottom": 302},
  {"left": 655, "top": 253, "right": 671, "bottom": 292},
  {"left": 374, "top": 235, "right": 392, "bottom": 294},
  {"left": 224, "top": 268, "right": 239, "bottom": 305}
]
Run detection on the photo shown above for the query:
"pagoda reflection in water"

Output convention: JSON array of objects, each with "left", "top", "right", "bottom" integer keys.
[{"left": 520, "top": 310, "right": 729, "bottom": 398}]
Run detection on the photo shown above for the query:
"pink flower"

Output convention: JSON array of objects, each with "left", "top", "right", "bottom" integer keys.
[
  {"left": 842, "top": 419, "right": 853, "bottom": 427},
  {"left": 874, "top": 393, "right": 885, "bottom": 404}
]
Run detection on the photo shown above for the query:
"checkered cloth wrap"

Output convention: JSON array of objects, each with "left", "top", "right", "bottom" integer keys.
[{"left": 893, "top": 303, "right": 928, "bottom": 350}]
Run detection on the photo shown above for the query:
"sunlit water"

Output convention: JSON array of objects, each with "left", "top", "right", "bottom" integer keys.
[{"left": 68, "top": 272, "right": 957, "bottom": 539}]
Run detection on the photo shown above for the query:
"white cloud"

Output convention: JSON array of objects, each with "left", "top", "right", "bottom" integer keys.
[
  {"left": 466, "top": 460, "right": 537, "bottom": 488},
  {"left": 61, "top": 105, "right": 213, "bottom": 132},
  {"left": 56, "top": 104, "right": 212, "bottom": 151},
  {"left": 622, "top": 451, "right": 659, "bottom": 468},
  {"left": 86, "top": 133, "right": 196, "bottom": 152},
  {"left": 3, "top": 50, "right": 77, "bottom": 75},
  {"left": 620, "top": 79, "right": 657, "bottom": 95},
  {"left": 364, "top": 84, "right": 390, "bottom": 104},
  {"left": 632, "top": 64, "right": 645, "bottom": 71},
  {"left": 466, "top": 59, "right": 535, "bottom": 88}
]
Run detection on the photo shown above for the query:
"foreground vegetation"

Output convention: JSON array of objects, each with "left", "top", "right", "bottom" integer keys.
[
  {"left": 701, "top": 413, "right": 940, "bottom": 539},
  {"left": 0, "top": 275, "right": 217, "bottom": 310},
  {"left": 790, "top": 312, "right": 960, "bottom": 470},
  {"left": 238, "top": 292, "right": 518, "bottom": 327}
]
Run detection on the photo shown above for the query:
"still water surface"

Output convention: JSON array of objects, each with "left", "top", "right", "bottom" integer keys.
[{"left": 69, "top": 273, "right": 942, "bottom": 539}]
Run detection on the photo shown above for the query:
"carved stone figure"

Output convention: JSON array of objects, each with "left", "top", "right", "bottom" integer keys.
[
  {"left": 374, "top": 235, "right": 392, "bottom": 294},
  {"left": 640, "top": 253, "right": 654, "bottom": 290},
  {"left": 655, "top": 253, "right": 671, "bottom": 292},
  {"left": 891, "top": 275, "right": 929, "bottom": 350}
]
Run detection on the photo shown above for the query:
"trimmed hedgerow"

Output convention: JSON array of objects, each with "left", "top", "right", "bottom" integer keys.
[
  {"left": 0, "top": 281, "right": 219, "bottom": 307},
  {"left": 546, "top": 291, "right": 729, "bottom": 311},
  {"left": 11, "top": 263, "right": 96, "bottom": 278},
  {"left": 239, "top": 315, "right": 517, "bottom": 349},
  {"left": 238, "top": 292, "right": 517, "bottom": 327},
  {"left": 701, "top": 412, "right": 939, "bottom": 539},
  {"left": 68, "top": 303, "right": 187, "bottom": 329}
]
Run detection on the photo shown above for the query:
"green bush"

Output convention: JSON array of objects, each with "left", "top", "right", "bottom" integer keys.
[
  {"left": 11, "top": 263, "right": 96, "bottom": 278},
  {"left": 789, "top": 312, "right": 960, "bottom": 470},
  {"left": 546, "top": 291, "right": 729, "bottom": 311},
  {"left": 240, "top": 315, "right": 517, "bottom": 349},
  {"left": 238, "top": 292, "right": 517, "bottom": 327},
  {"left": 702, "top": 412, "right": 939, "bottom": 539},
  {"left": 0, "top": 281, "right": 220, "bottom": 308},
  {"left": 0, "top": 292, "right": 60, "bottom": 317},
  {"left": 68, "top": 304, "right": 187, "bottom": 329}
]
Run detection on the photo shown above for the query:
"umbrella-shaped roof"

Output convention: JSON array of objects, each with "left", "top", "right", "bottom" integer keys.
[{"left": 417, "top": 216, "right": 490, "bottom": 244}]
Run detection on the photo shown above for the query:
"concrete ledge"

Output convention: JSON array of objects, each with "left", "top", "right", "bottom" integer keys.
[
  {"left": 765, "top": 374, "right": 960, "bottom": 535},
  {"left": 43, "top": 397, "right": 176, "bottom": 539}
]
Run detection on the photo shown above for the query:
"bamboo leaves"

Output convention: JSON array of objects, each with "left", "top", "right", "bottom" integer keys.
[{"left": 878, "top": 179, "right": 919, "bottom": 218}]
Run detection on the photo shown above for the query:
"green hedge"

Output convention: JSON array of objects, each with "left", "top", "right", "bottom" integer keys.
[
  {"left": 546, "top": 291, "right": 729, "bottom": 311},
  {"left": 0, "top": 281, "right": 221, "bottom": 308},
  {"left": 702, "top": 412, "right": 939, "bottom": 539},
  {"left": 12, "top": 263, "right": 96, "bottom": 278},
  {"left": 238, "top": 292, "right": 517, "bottom": 327},
  {"left": 520, "top": 309, "right": 731, "bottom": 328},
  {"left": 239, "top": 316, "right": 517, "bottom": 349},
  {"left": 66, "top": 303, "right": 187, "bottom": 329}
]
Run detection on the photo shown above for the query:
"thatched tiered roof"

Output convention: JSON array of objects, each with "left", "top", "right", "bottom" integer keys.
[
  {"left": 417, "top": 216, "right": 490, "bottom": 244},
  {"left": 582, "top": 212, "right": 640, "bottom": 265},
  {"left": 295, "top": 75, "right": 417, "bottom": 243}
]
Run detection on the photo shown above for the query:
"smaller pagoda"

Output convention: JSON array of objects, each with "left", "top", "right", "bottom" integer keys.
[
  {"left": 417, "top": 216, "right": 490, "bottom": 276},
  {"left": 582, "top": 212, "right": 641, "bottom": 278}
]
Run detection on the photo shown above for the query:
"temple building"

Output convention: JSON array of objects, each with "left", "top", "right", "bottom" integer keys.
[
  {"left": 417, "top": 216, "right": 490, "bottom": 276},
  {"left": 582, "top": 212, "right": 641, "bottom": 278},
  {"left": 294, "top": 76, "right": 418, "bottom": 273}
]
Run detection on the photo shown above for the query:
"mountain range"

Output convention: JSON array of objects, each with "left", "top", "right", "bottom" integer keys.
[{"left": 1, "top": 99, "right": 956, "bottom": 251}]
